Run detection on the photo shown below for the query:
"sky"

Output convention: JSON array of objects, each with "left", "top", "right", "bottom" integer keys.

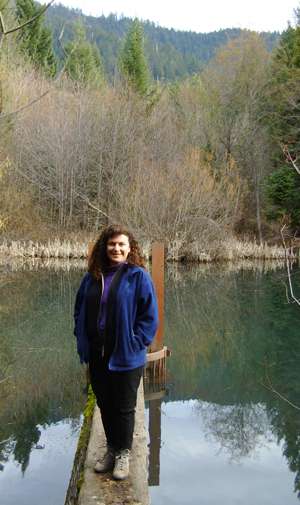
[{"left": 57, "top": 0, "right": 299, "bottom": 34}]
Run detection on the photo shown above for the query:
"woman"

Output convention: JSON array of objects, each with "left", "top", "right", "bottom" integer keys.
[{"left": 74, "top": 224, "right": 158, "bottom": 480}]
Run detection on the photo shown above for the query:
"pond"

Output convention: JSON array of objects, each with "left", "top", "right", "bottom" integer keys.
[
  {"left": 0, "top": 259, "right": 300, "bottom": 505},
  {"left": 145, "top": 261, "right": 300, "bottom": 505},
  {"left": 0, "top": 260, "right": 87, "bottom": 505}
]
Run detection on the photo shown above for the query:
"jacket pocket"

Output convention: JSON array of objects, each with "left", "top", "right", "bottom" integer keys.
[{"left": 133, "top": 333, "right": 145, "bottom": 351}]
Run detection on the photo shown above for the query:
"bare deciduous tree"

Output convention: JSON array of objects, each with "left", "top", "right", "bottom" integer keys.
[{"left": 202, "top": 32, "right": 273, "bottom": 242}]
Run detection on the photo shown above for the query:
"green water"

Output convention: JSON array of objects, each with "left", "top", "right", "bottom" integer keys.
[
  {"left": 146, "top": 261, "right": 300, "bottom": 505},
  {"left": 0, "top": 260, "right": 87, "bottom": 505},
  {"left": 0, "top": 260, "right": 299, "bottom": 504}
]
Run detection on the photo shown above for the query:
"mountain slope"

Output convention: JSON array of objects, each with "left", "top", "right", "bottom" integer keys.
[{"left": 45, "top": 3, "right": 280, "bottom": 81}]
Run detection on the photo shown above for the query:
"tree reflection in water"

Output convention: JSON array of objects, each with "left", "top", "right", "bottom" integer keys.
[
  {"left": 0, "top": 261, "right": 87, "bottom": 484},
  {"left": 271, "top": 407, "right": 300, "bottom": 498},
  {"left": 154, "top": 261, "right": 300, "bottom": 502},
  {"left": 194, "top": 401, "right": 274, "bottom": 464},
  {"left": 1, "top": 260, "right": 300, "bottom": 504}
]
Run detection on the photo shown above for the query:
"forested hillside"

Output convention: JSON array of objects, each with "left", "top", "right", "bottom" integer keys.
[
  {"left": 1, "top": 0, "right": 299, "bottom": 260},
  {"left": 45, "top": 3, "right": 280, "bottom": 81}
]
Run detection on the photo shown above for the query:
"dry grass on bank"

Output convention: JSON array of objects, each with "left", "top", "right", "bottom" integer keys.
[
  {"left": 202, "top": 238, "right": 298, "bottom": 261},
  {"left": 0, "top": 236, "right": 298, "bottom": 262},
  {"left": 0, "top": 238, "right": 91, "bottom": 260}
]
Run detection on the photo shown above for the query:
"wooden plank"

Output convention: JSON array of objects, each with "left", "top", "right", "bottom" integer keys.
[
  {"left": 146, "top": 346, "right": 167, "bottom": 362},
  {"left": 77, "top": 382, "right": 150, "bottom": 505}
]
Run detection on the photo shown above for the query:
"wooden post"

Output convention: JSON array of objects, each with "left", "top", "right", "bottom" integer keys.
[{"left": 151, "top": 243, "right": 164, "bottom": 352}]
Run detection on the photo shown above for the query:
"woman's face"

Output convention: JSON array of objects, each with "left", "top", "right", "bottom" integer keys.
[{"left": 107, "top": 234, "right": 131, "bottom": 266}]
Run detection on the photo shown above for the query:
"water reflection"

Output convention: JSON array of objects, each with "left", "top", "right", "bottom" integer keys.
[
  {"left": 145, "top": 374, "right": 170, "bottom": 486},
  {"left": 148, "top": 401, "right": 296, "bottom": 505},
  {"left": 194, "top": 401, "right": 274, "bottom": 464},
  {"left": 1, "top": 420, "right": 82, "bottom": 505},
  {"left": 146, "top": 262, "right": 300, "bottom": 504},
  {"left": 1, "top": 260, "right": 300, "bottom": 505},
  {"left": 0, "top": 262, "right": 87, "bottom": 503}
]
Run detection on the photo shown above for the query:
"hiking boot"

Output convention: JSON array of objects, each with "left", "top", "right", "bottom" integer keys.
[
  {"left": 94, "top": 447, "right": 115, "bottom": 473},
  {"left": 113, "top": 449, "right": 130, "bottom": 480}
]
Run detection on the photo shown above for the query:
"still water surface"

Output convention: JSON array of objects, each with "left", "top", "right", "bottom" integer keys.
[
  {"left": 146, "top": 261, "right": 300, "bottom": 504},
  {"left": 0, "top": 260, "right": 300, "bottom": 504}
]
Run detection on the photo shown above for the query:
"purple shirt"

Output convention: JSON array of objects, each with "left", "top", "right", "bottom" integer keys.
[{"left": 98, "top": 262, "right": 126, "bottom": 333}]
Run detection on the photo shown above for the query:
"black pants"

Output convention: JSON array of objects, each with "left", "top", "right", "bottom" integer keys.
[{"left": 89, "top": 349, "right": 144, "bottom": 451}]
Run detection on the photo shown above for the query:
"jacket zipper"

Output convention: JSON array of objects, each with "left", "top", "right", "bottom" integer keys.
[
  {"left": 108, "top": 275, "right": 134, "bottom": 369},
  {"left": 96, "top": 273, "right": 105, "bottom": 356},
  {"left": 97, "top": 269, "right": 120, "bottom": 357}
]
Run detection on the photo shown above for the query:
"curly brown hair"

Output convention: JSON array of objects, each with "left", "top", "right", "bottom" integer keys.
[{"left": 88, "top": 224, "right": 145, "bottom": 280}]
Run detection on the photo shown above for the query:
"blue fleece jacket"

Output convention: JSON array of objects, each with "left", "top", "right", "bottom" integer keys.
[{"left": 73, "top": 266, "right": 159, "bottom": 371}]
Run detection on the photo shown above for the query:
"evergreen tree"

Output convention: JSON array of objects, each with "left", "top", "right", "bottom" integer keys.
[
  {"left": 118, "top": 18, "right": 150, "bottom": 95},
  {"left": 264, "top": 166, "right": 300, "bottom": 223},
  {"left": 91, "top": 41, "right": 104, "bottom": 79},
  {"left": 44, "top": 4, "right": 279, "bottom": 84},
  {"left": 15, "top": 0, "right": 57, "bottom": 77},
  {"left": 264, "top": 13, "right": 300, "bottom": 228},
  {"left": 63, "top": 18, "right": 104, "bottom": 85},
  {"left": 274, "top": 22, "right": 296, "bottom": 70}
]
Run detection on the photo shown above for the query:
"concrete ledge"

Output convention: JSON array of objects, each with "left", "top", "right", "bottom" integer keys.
[{"left": 78, "top": 381, "right": 150, "bottom": 505}]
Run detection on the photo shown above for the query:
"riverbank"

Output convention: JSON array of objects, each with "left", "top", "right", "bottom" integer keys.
[{"left": 0, "top": 236, "right": 298, "bottom": 262}]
